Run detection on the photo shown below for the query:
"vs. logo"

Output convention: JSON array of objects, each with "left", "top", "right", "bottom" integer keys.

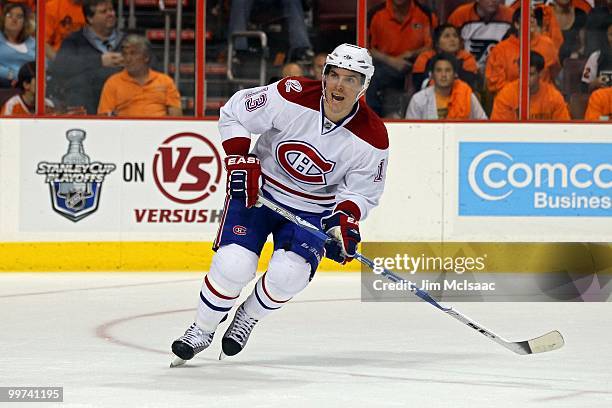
[
  {"left": 275, "top": 141, "right": 335, "bottom": 185},
  {"left": 153, "top": 132, "right": 222, "bottom": 204}
]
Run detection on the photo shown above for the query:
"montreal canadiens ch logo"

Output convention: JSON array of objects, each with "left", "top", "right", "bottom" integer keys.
[
  {"left": 233, "top": 225, "right": 247, "bottom": 235},
  {"left": 276, "top": 141, "right": 335, "bottom": 185}
]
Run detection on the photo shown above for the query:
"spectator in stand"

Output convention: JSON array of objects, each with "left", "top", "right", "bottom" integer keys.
[
  {"left": 311, "top": 52, "right": 327, "bottom": 81},
  {"left": 0, "top": 3, "right": 34, "bottom": 88},
  {"left": 412, "top": 23, "right": 478, "bottom": 90},
  {"left": 406, "top": 52, "right": 487, "bottom": 119},
  {"left": 447, "top": 0, "right": 513, "bottom": 70},
  {"left": 584, "top": 86, "right": 612, "bottom": 119},
  {"left": 491, "top": 51, "right": 570, "bottom": 119},
  {"left": 281, "top": 62, "right": 304, "bottom": 77},
  {"left": 585, "top": 0, "right": 611, "bottom": 56},
  {"left": 48, "top": 0, "right": 124, "bottom": 114},
  {"left": 367, "top": 0, "right": 439, "bottom": 116},
  {"left": 552, "top": 0, "right": 588, "bottom": 62},
  {"left": 228, "top": 0, "right": 314, "bottom": 62},
  {"left": 1, "top": 61, "right": 54, "bottom": 115},
  {"left": 267, "top": 62, "right": 304, "bottom": 84},
  {"left": 582, "top": 21, "right": 612, "bottom": 91},
  {"left": 485, "top": 8, "right": 560, "bottom": 94},
  {"left": 508, "top": 1, "right": 564, "bottom": 52},
  {"left": 98, "top": 34, "right": 182, "bottom": 117},
  {"left": 45, "top": 0, "right": 85, "bottom": 60}
]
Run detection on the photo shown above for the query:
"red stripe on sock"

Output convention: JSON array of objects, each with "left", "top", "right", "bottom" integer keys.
[
  {"left": 261, "top": 273, "right": 291, "bottom": 304},
  {"left": 204, "top": 275, "right": 238, "bottom": 300}
]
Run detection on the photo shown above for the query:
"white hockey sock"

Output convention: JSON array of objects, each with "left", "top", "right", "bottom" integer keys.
[
  {"left": 196, "top": 275, "right": 239, "bottom": 332},
  {"left": 243, "top": 273, "right": 291, "bottom": 320}
]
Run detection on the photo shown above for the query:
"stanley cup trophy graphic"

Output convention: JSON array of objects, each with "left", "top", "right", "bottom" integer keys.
[
  {"left": 57, "top": 129, "right": 94, "bottom": 210},
  {"left": 38, "top": 128, "right": 116, "bottom": 222}
]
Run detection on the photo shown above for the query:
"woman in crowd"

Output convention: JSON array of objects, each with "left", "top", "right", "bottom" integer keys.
[{"left": 0, "top": 3, "right": 35, "bottom": 88}]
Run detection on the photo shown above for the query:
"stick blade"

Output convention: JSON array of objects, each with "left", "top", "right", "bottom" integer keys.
[{"left": 526, "top": 330, "right": 565, "bottom": 354}]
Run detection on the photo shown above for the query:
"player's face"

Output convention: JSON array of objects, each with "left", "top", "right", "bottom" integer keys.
[
  {"left": 323, "top": 67, "right": 363, "bottom": 118},
  {"left": 438, "top": 27, "right": 460, "bottom": 53},
  {"left": 432, "top": 60, "right": 455, "bottom": 89}
]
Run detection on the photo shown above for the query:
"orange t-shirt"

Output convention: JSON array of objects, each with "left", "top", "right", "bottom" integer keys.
[
  {"left": 45, "top": 0, "right": 86, "bottom": 51},
  {"left": 584, "top": 87, "right": 612, "bottom": 121},
  {"left": 485, "top": 34, "right": 559, "bottom": 93},
  {"left": 369, "top": 0, "right": 438, "bottom": 56},
  {"left": 491, "top": 79, "right": 570, "bottom": 120},
  {"left": 447, "top": 2, "right": 513, "bottom": 66},
  {"left": 435, "top": 92, "right": 450, "bottom": 118},
  {"left": 98, "top": 69, "right": 182, "bottom": 117}
]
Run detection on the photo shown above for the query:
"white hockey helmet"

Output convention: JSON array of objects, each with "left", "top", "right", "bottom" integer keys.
[{"left": 323, "top": 43, "right": 374, "bottom": 99}]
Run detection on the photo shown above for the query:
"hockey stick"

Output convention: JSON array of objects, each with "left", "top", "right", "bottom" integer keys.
[{"left": 257, "top": 194, "right": 564, "bottom": 355}]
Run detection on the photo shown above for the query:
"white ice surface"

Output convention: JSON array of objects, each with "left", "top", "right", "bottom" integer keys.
[{"left": 0, "top": 272, "right": 611, "bottom": 408}]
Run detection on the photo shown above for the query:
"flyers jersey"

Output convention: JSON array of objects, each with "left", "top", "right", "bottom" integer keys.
[
  {"left": 447, "top": 2, "right": 513, "bottom": 68},
  {"left": 218, "top": 77, "right": 389, "bottom": 220},
  {"left": 1, "top": 94, "right": 54, "bottom": 116}
]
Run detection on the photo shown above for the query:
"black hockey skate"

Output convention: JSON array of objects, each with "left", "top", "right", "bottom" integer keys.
[
  {"left": 170, "top": 314, "right": 228, "bottom": 367},
  {"left": 171, "top": 323, "right": 215, "bottom": 364},
  {"left": 220, "top": 304, "right": 258, "bottom": 359}
]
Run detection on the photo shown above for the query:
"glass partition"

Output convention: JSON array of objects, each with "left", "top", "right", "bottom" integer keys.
[
  {"left": 366, "top": 0, "right": 519, "bottom": 120},
  {"left": 203, "top": 0, "right": 357, "bottom": 117},
  {"left": 0, "top": 0, "right": 37, "bottom": 115},
  {"left": 555, "top": 0, "right": 611, "bottom": 121},
  {"left": 4, "top": 0, "right": 609, "bottom": 121},
  {"left": 43, "top": 0, "right": 195, "bottom": 117}
]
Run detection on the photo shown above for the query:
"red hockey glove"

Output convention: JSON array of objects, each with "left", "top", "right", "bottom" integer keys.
[
  {"left": 224, "top": 155, "right": 261, "bottom": 208},
  {"left": 321, "top": 211, "right": 361, "bottom": 264}
]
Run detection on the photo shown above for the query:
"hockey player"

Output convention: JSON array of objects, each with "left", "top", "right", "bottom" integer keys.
[{"left": 171, "top": 43, "right": 389, "bottom": 364}]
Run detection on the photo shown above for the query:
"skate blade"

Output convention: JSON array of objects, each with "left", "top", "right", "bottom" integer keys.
[
  {"left": 218, "top": 352, "right": 227, "bottom": 361},
  {"left": 170, "top": 356, "right": 187, "bottom": 367}
]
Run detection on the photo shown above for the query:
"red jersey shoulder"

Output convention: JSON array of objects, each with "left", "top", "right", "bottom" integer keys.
[
  {"left": 345, "top": 101, "right": 389, "bottom": 150},
  {"left": 276, "top": 77, "right": 321, "bottom": 111}
]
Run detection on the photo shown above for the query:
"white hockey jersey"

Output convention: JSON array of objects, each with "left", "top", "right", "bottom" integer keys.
[{"left": 218, "top": 77, "right": 389, "bottom": 220}]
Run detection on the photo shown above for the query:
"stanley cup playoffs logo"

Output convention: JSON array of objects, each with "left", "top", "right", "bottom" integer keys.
[{"left": 36, "top": 129, "right": 116, "bottom": 222}]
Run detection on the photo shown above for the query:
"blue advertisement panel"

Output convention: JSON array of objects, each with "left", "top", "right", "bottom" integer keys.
[{"left": 459, "top": 142, "right": 612, "bottom": 216}]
